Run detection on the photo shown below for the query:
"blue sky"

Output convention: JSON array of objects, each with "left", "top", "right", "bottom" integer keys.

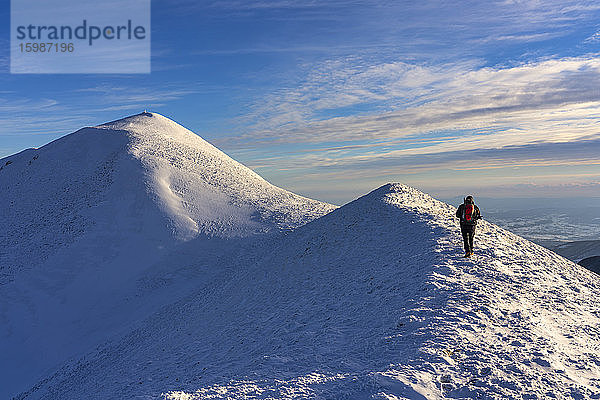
[{"left": 1, "top": 0, "right": 600, "bottom": 204}]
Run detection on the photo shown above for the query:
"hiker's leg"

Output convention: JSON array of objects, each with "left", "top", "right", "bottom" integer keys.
[
  {"left": 469, "top": 226, "right": 475, "bottom": 251},
  {"left": 461, "top": 227, "right": 470, "bottom": 253}
]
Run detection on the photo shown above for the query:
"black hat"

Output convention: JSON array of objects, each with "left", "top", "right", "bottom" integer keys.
[{"left": 465, "top": 195, "right": 474, "bottom": 204}]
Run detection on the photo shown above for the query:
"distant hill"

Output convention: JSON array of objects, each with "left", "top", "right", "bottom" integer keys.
[
  {"left": 550, "top": 240, "right": 600, "bottom": 262},
  {"left": 579, "top": 256, "right": 600, "bottom": 274}
]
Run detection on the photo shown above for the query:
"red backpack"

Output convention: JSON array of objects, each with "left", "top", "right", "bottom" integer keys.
[{"left": 464, "top": 203, "right": 474, "bottom": 221}]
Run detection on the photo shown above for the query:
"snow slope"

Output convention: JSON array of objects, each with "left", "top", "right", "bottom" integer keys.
[
  {"left": 18, "top": 184, "right": 600, "bottom": 400},
  {"left": 0, "top": 112, "right": 334, "bottom": 399}
]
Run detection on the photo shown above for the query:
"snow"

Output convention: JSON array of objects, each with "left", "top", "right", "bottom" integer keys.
[
  {"left": 11, "top": 181, "right": 600, "bottom": 399},
  {"left": 0, "top": 112, "right": 334, "bottom": 399}
]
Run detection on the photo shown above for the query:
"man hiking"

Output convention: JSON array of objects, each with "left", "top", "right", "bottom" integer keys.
[{"left": 456, "top": 195, "right": 481, "bottom": 257}]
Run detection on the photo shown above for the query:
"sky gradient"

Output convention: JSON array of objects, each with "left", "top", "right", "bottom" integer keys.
[{"left": 1, "top": 0, "right": 599, "bottom": 204}]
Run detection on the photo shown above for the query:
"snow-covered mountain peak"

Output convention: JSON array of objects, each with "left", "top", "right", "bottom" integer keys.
[
  {"left": 97, "top": 111, "right": 173, "bottom": 131},
  {"left": 94, "top": 111, "right": 336, "bottom": 238},
  {"left": 97, "top": 111, "right": 213, "bottom": 146},
  {"left": 0, "top": 112, "right": 335, "bottom": 399},
  {"left": 323, "top": 183, "right": 455, "bottom": 231},
  {"left": 364, "top": 182, "right": 452, "bottom": 214}
]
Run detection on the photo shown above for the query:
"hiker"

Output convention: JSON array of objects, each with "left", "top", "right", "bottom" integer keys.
[{"left": 456, "top": 195, "right": 481, "bottom": 257}]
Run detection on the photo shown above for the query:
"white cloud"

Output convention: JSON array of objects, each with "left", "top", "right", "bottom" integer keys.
[
  {"left": 217, "top": 53, "right": 600, "bottom": 203},
  {"left": 235, "top": 55, "right": 600, "bottom": 152},
  {"left": 585, "top": 31, "right": 600, "bottom": 43},
  {"left": 74, "top": 85, "right": 198, "bottom": 104}
]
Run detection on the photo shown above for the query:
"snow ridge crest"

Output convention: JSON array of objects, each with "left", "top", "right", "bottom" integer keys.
[{"left": 358, "top": 182, "right": 455, "bottom": 221}]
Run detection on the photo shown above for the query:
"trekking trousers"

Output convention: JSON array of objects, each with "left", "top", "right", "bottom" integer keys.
[{"left": 461, "top": 224, "right": 476, "bottom": 253}]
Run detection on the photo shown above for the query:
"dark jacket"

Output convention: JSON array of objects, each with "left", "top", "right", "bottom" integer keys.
[{"left": 456, "top": 203, "right": 481, "bottom": 226}]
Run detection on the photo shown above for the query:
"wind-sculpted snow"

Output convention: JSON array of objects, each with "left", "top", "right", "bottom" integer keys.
[
  {"left": 18, "top": 184, "right": 600, "bottom": 400},
  {"left": 0, "top": 112, "right": 334, "bottom": 399},
  {"left": 98, "top": 113, "right": 334, "bottom": 238}
]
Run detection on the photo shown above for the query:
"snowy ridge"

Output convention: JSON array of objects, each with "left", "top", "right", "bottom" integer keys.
[
  {"left": 0, "top": 112, "right": 335, "bottom": 399},
  {"left": 18, "top": 184, "right": 600, "bottom": 400}
]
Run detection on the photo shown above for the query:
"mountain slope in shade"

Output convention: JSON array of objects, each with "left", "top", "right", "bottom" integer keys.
[
  {"left": 19, "top": 184, "right": 600, "bottom": 400},
  {"left": 551, "top": 240, "right": 600, "bottom": 263},
  {"left": 579, "top": 256, "right": 600, "bottom": 275},
  {"left": 0, "top": 112, "right": 335, "bottom": 399}
]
